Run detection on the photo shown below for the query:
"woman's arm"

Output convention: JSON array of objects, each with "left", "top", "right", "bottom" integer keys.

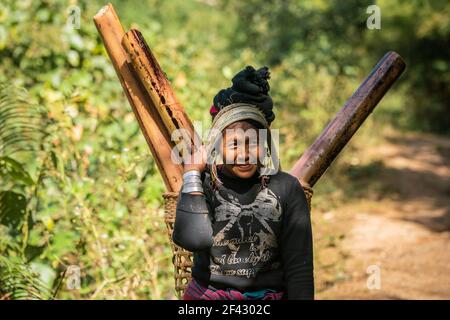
[
  {"left": 172, "top": 192, "right": 213, "bottom": 251},
  {"left": 281, "top": 177, "right": 314, "bottom": 300},
  {"left": 172, "top": 145, "right": 213, "bottom": 251}
]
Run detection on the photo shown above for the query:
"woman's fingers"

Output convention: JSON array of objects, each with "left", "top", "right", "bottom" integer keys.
[{"left": 183, "top": 144, "right": 206, "bottom": 173}]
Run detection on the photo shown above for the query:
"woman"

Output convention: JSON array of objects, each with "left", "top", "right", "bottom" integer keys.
[{"left": 173, "top": 66, "right": 314, "bottom": 300}]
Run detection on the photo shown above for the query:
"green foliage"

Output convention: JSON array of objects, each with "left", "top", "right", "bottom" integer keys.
[
  {"left": 226, "top": 0, "right": 450, "bottom": 135},
  {"left": 0, "top": 83, "right": 48, "bottom": 156},
  {"left": 0, "top": 191, "right": 28, "bottom": 230},
  {"left": 366, "top": 0, "right": 450, "bottom": 134},
  {"left": 0, "top": 157, "right": 34, "bottom": 186},
  {"left": 0, "top": 256, "right": 53, "bottom": 300},
  {"left": 0, "top": 80, "right": 52, "bottom": 299}
]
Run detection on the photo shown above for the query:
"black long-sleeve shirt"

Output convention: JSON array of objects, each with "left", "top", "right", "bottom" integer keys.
[{"left": 172, "top": 170, "right": 314, "bottom": 299}]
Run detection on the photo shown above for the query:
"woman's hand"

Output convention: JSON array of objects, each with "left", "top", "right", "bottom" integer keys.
[{"left": 183, "top": 144, "right": 207, "bottom": 174}]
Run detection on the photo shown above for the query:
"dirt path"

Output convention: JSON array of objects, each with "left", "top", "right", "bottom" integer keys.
[{"left": 316, "top": 129, "right": 450, "bottom": 300}]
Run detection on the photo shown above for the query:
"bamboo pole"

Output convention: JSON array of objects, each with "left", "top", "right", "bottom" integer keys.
[
  {"left": 93, "top": 3, "right": 183, "bottom": 192},
  {"left": 122, "top": 29, "right": 198, "bottom": 155},
  {"left": 290, "top": 51, "right": 406, "bottom": 187}
]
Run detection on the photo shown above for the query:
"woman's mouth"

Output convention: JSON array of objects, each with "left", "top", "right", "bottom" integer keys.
[{"left": 235, "top": 164, "right": 253, "bottom": 171}]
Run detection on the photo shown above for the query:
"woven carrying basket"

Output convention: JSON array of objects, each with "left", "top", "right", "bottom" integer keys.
[{"left": 163, "top": 181, "right": 314, "bottom": 299}]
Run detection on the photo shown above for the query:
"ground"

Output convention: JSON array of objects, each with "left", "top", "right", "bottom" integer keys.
[{"left": 314, "top": 128, "right": 450, "bottom": 300}]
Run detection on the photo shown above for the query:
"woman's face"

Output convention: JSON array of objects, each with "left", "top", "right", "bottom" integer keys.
[{"left": 221, "top": 121, "right": 263, "bottom": 179}]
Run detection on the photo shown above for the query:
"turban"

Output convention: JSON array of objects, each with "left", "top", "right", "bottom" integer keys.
[{"left": 210, "top": 66, "right": 275, "bottom": 125}]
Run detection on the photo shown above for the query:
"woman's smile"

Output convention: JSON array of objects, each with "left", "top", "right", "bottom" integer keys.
[{"left": 235, "top": 163, "right": 254, "bottom": 171}]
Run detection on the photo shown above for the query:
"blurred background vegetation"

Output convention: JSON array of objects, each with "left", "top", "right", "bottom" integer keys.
[{"left": 0, "top": 0, "right": 448, "bottom": 299}]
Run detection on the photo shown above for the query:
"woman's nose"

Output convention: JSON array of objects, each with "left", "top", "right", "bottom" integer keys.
[{"left": 236, "top": 145, "right": 249, "bottom": 164}]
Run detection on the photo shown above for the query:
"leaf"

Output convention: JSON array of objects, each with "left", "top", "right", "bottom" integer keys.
[
  {"left": 0, "top": 82, "right": 48, "bottom": 157},
  {"left": 49, "top": 230, "right": 80, "bottom": 257},
  {"left": 30, "top": 262, "right": 56, "bottom": 290},
  {"left": 0, "top": 256, "right": 52, "bottom": 300},
  {"left": 0, "top": 156, "right": 34, "bottom": 185},
  {"left": 0, "top": 191, "right": 27, "bottom": 230}
]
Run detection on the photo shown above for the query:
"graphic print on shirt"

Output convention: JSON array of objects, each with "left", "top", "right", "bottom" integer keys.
[{"left": 209, "top": 187, "right": 282, "bottom": 278}]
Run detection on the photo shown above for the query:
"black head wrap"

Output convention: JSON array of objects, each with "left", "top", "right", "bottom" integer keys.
[{"left": 211, "top": 66, "right": 275, "bottom": 124}]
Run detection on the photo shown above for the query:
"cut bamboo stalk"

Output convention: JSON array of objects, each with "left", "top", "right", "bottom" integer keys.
[
  {"left": 122, "top": 29, "right": 198, "bottom": 155},
  {"left": 290, "top": 51, "right": 406, "bottom": 187},
  {"left": 93, "top": 3, "right": 183, "bottom": 192}
]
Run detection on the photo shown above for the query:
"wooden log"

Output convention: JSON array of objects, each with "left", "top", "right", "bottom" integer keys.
[
  {"left": 290, "top": 51, "right": 406, "bottom": 187},
  {"left": 93, "top": 3, "right": 183, "bottom": 192},
  {"left": 122, "top": 29, "right": 199, "bottom": 155}
]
